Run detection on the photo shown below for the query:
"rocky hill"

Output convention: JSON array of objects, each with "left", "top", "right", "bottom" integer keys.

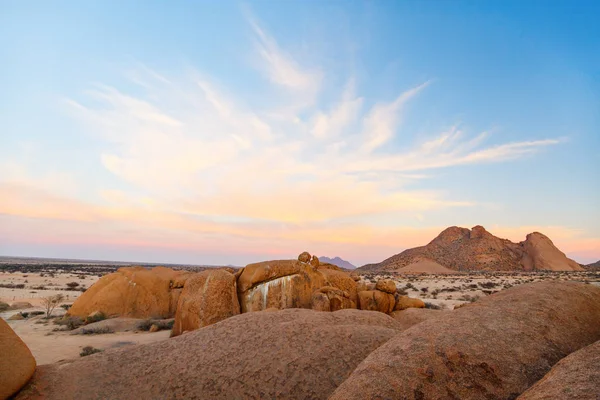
[
  {"left": 360, "top": 225, "right": 583, "bottom": 272},
  {"left": 586, "top": 260, "right": 600, "bottom": 270},
  {"left": 319, "top": 256, "right": 356, "bottom": 269}
]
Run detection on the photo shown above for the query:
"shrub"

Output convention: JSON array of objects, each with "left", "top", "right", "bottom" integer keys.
[
  {"left": 0, "top": 301, "right": 9, "bottom": 312},
  {"left": 85, "top": 312, "right": 107, "bottom": 324},
  {"left": 42, "top": 294, "right": 65, "bottom": 318},
  {"left": 80, "top": 326, "right": 114, "bottom": 335},
  {"left": 60, "top": 304, "right": 72, "bottom": 311},
  {"left": 420, "top": 287, "right": 429, "bottom": 293},
  {"left": 424, "top": 302, "right": 446, "bottom": 310},
  {"left": 396, "top": 287, "right": 408, "bottom": 296},
  {"left": 137, "top": 319, "right": 174, "bottom": 332},
  {"left": 80, "top": 346, "right": 102, "bottom": 357},
  {"left": 55, "top": 316, "right": 84, "bottom": 330}
]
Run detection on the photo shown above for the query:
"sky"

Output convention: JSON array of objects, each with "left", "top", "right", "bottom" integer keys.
[{"left": 1, "top": 1, "right": 599, "bottom": 266}]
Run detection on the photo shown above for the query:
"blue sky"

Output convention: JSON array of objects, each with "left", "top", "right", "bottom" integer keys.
[{"left": 1, "top": 1, "right": 599, "bottom": 265}]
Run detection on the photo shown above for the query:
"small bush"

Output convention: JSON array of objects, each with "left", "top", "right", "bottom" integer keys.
[
  {"left": 0, "top": 301, "right": 9, "bottom": 312},
  {"left": 55, "top": 316, "right": 84, "bottom": 330},
  {"left": 420, "top": 287, "right": 429, "bottom": 293},
  {"left": 80, "top": 326, "right": 114, "bottom": 335},
  {"left": 396, "top": 287, "right": 408, "bottom": 296},
  {"left": 424, "top": 302, "right": 443, "bottom": 310},
  {"left": 60, "top": 304, "right": 72, "bottom": 311},
  {"left": 80, "top": 346, "right": 102, "bottom": 357},
  {"left": 85, "top": 312, "right": 106, "bottom": 324},
  {"left": 137, "top": 319, "right": 174, "bottom": 332}
]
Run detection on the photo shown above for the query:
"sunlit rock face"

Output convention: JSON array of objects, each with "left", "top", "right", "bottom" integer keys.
[{"left": 237, "top": 260, "right": 327, "bottom": 312}]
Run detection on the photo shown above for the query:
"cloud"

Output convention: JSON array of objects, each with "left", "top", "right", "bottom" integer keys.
[
  {"left": 0, "top": 12, "right": 572, "bottom": 264},
  {"left": 247, "top": 15, "right": 322, "bottom": 95},
  {"left": 362, "top": 81, "right": 430, "bottom": 152}
]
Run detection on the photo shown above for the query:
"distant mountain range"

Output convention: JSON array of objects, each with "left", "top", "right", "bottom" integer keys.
[
  {"left": 319, "top": 256, "right": 356, "bottom": 270},
  {"left": 359, "top": 225, "right": 583, "bottom": 273}
]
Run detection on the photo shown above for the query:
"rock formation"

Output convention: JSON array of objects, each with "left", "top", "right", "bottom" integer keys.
[
  {"left": 237, "top": 258, "right": 327, "bottom": 312},
  {"left": 1, "top": 319, "right": 36, "bottom": 399},
  {"left": 171, "top": 269, "right": 240, "bottom": 337},
  {"left": 358, "top": 290, "right": 395, "bottom": 313},
  {"left": 360, "top": 225, "right": 583, "bottom": 272},
  {"left": 330, "top": 281, "right": 600, "bottom": 400},
  {"left": 393, "top": 295, "right": 425, "bottom": 311},
  {"left": 375, "top": 279, "right": 396, "bottom": 294},
  {"left": 518, "top": 340, "right": 600, "bottom": 400},
  {"left": 68, "top": 266, "right": 193, "bottom": 319},
  {"left": 311, "top": 286, "right": 355, "bottom": 311},
  {"left": 16, "top": 309, "right": 406, "bottom": 400}
]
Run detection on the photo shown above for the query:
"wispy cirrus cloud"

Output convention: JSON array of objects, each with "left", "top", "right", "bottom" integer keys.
[{"left": 0, "top": 15, "right": 577, "bottom": 264}]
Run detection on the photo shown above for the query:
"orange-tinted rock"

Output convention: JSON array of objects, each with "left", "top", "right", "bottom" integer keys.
[
  {"left": 320, "top": 268, "right": 358, "bottom": 304},
  {"left": 375, "top": 279, "right": 396, "bottom": 294},
  {"left": 358, "top": 290, "right": 395, "bottom": 313},
  {"left": 521, "top": 232, "right": 583, "bottom": 271},
  {"left": 0, "top": 319, "right": 36, "bottom": 399},
  {"left": 311, "top": 286, "right": 355, "bottom": 312},
  {"left": 237, "top": 260, "right": 327, "bottom": 312},
  {"left": 394, "top": 295, "right": 425, "bottom": 311},
  {"left": 330, "top": 282, "right": 600, "bottom": 400},
  {"left": 518, "top": 340, "right": 600, "bottom": 400},
  {"left": 16, "top": 309, "right": 405, "bottom": 400},
  {"left": 171, "top": 269, "right": 240, "bottom": 337},
  {"left": 68, "top": 267, "right": 193, "bottom": 319},
  {"left": 298, "top": 251, "right": 311, "bottom": 263},
  {"left": 360, "top": 225, "right": 583, "bottom": 272}
]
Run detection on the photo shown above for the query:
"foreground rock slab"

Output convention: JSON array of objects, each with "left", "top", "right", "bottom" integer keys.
[
  {"left": 1, "top": 319, "right": 36, "bottom": 400},
  {"left": 17, "top": 309, "right": 404, "bottom": 400},
  {"left": 330, "top": 281, "right": 600, "bottom": 400},
  {"left": 517, "top": 340, "right": 600, "bottom": 400}
]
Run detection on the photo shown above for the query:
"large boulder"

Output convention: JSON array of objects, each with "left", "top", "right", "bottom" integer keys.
[
  {"left": 1, "top": 319, "right": 36, "bottom": 399},
  {"left": 394, "top": 295, "right": 425, "bottom": 311},
  {"left": 171, "top": 269, "right": 240, "bottom": 337},
  {"left": 518, "top": 340, "right": 600, "bottom": 400},
  {"left": 320, "top": 268, "right": 358, "bottom": 304},
  {"left": 237, "top": 260, "right": 327, "bottom": 312},
  {"left": 17, "top": 309, "right": 406, "bottom": 400},
  {"left": 311, "top": 286, "right": 355, "bottom": 311},
  {"left": 330, "top": 282, "right": 600, "bottom": 400},
  {"left": 68, "top": 267, "right": 193, "bottom": 319},
  {"left": 375, "top": 279, "right": 396, "bottom": 294},
  {"left": 358, "top": 290, "right": 395, "bottom": 313}
]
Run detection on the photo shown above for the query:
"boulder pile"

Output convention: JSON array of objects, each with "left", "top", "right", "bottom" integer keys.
[{"left": 68, "top": 252, "right": 420, "bottom": 337}]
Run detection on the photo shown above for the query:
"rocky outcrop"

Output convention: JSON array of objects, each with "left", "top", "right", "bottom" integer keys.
[
  {"left": 1, "top": 319, "right": 36, "bottom": 399},
  {"left": 358, "top": 290, "right": 395, "bottom": 313},
  {"left": 521, "top": 232, "right": 583, "bottom": 271},
  {"left": 518, "top": 340, "right": 600, "bottom": 400},
  {"left": 68, "top": 266, "right": 193, "bottom": 319},
  {"left": 237, "top": 259, "right": 327, "bottom": 312},
  {"left": 330, "top": 282, "right": 600, "bottom": 400},
  {"left": 311, "top": 286, "right": 355, "bottom": 311},
  {"left": 320, "top": 268, "right": 358, "bottom": 304},
  {"left": 393, "top": 295, "right": 425, "bottom": 311},
  {"left": 171, "top": 269, "right": 240, "bottom": 337},
  {"left": 16, "top": 309, "right": 406, "bottom": 400},
  {"left": 360, "top": 225, "right": 583, "bottom": 272},
  {"left": 375, "top": 279, "right": 396, "bottom": 294}
]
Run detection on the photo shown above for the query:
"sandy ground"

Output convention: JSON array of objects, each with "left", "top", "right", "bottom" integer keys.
[
  {"left": 359, "top": 271, "right": 600, "bottom": 310},
  {"left": 1, "top": 271, "right": 169, "bottom": 365},
  {"left": 0, "top": 271, "right": 99, "bottom": 306},
  {"left": 5, "top": 312, "right": 170, "bottom": 365}
]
